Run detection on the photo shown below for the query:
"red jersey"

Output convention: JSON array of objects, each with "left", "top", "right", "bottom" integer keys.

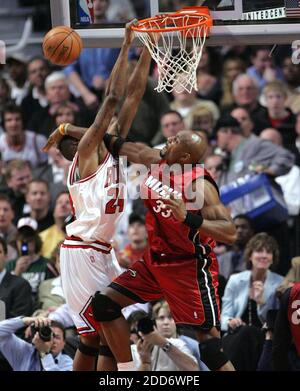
[
  {"left": 141, "top": 160, "right": 219, "bottom": 259},
  {"left": 288, "top": 282, "right": 300, "bottom": 355}
]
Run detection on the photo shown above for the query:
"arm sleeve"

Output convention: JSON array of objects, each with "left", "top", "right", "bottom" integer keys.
[
  {"left": 48, "top": 304, "right": 74, "bottom": 328},
  {"left": 220, "top": 276, "right": 237, "bottom": 331},
  {"left": 0, "top": 317, "right": 34, "bottom": 369},
  {"left": 264, "top": 143, "right": 295, "bottom": 176},
  {"left": 272, "top": 289, "right": 292, "bottom": 371}
]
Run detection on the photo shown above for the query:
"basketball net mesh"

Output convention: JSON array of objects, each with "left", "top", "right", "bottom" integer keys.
[{"left": 134, "top": 14, "right": 209, "bottom": 93}]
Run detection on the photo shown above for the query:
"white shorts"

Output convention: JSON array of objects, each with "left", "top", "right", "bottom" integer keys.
[{"left": 60, "top": 240, "right": 122, "bottom": 336}]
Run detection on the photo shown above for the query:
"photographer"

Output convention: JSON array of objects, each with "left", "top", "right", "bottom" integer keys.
[
  {"left": 134, "top": 302, "right": 199, "bottom": 371},
  {"left": 0, "top": 315, "right": 72, "bottom": 371}
]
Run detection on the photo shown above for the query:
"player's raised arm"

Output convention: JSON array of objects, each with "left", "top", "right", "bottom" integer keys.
[
  {"left": 113, "top": 45, "right": 152, "bottom": 138},
  {"left": 77, "top": 21, "right": 136, "bottom": 160}
]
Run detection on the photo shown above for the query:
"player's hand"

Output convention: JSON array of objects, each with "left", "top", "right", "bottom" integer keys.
[
  {"left": 42, "top": 127, "right": 63, "bottom": 152},
  {"left": 162, "top": 193, "right": 187, "bottom": 222},
  {"left": 124, "top": 19, "right": 138, "bottom": 45}
]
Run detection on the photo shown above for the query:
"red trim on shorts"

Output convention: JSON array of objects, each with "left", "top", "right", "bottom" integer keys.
[
  {"left": 65, "top": 235, "right": 111, "bottom": 249},
  {"left": 61, "top": 244, "right": 111, "bottom": 254}
]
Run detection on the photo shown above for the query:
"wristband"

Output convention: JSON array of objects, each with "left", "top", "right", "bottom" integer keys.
[
  {"left": 103, "top": 133, "right": 126, "bottom": 158},
  {"left": 58, "top": 123, "right": 71, "bottom": 136},
  {"left": 183, "top": 212, "right": 203, "bottom": 230}
]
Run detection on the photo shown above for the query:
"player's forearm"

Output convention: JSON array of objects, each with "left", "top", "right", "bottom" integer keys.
[
  {"left": 200, "top": 219, "right": 236, "bottom": 244},
  {"left": 105, "top": 41, "right": 131, "bottom": 99},
  {"left": 66, "top": 124, "right": 88, "bottom": 140},
  {"left": 119, "top": 142, "right": 161, "bottom": 166},
  {"left": 117, "top": 48, "right": 152, "bottom": 138}
]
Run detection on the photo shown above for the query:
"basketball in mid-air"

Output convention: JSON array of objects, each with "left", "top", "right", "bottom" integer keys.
[{"left": 43, "top": 26, "right": 82, "bottom": 66}]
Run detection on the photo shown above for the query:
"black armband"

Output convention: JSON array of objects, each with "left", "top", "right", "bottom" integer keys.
[
  {"left": 183, "top": 212, "right": 203, "bottom": 230},
  {"left": 103, "top": 133, "right": 126, "bottom": 159}
]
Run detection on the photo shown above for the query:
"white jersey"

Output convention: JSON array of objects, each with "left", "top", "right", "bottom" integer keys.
[{"left": 66, "top": 152, "right": 126, "bottom": 243}]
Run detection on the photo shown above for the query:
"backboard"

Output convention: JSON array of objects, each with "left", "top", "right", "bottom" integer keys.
[{"left": 50, "top": 0, "right": 300, "bottom": 47}]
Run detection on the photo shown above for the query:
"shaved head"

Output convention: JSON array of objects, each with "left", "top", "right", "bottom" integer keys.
[{"left": 162, "top": 130, "right": 208, "bottom": 165}]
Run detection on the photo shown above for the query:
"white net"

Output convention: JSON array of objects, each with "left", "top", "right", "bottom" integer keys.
[{"left": 134, "top": 14, "right": 209, "bottom": 94}]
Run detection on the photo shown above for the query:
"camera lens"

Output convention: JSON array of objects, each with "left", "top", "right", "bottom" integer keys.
[
  {"left": 137, "top": 316, "right": 154, "bottom": 335},
  {"left": 38, "top": 326, "right": 53, "bottom": 342}
]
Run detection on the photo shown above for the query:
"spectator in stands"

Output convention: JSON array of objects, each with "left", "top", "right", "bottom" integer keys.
[
  {"left": 5, "top": 217, "right": 56, "bottom": 300},
  {"left": 0, "top": 78, "right": 11, "bottom": 131},
  {"left": 282, "top": 56, "right": 300, "bottom": 114},
  {"left": 276, "top": 256, "right": 300, "bottom": 298},
  {"left": 0, "top": 194, "right": 17, "bottom": 260},
  {"left": 5, "top": 54, "right": 28, "bottom": 105},
  {"left": 21, "top": 57, "right": 50, "bottom": 127},
  {"left": 117, "top": 213, "right": 147, "bottom": 269},
  {"left": 260, "top": 128, "right": 300, "bottom": 217},
  {"left": 196, "top": 47, "right": 222, "bottom": 105},
  {"left": 0, "top": 315, "right": 72, "bottom": 370},
  {"left": 0, "top": 103, "right": 48, "bottom": 168},
  {"left": 35, "top": 242, "right": 65, "bottom": 316},
  {"left": 221, "top": 233, "right": 284, "bottom": 371},
  {"left": 230, "top": 107, "right": 255, "bottom": 138},
  {"left": 24, "top": 179, "right": 54, "bottom": 232},
  {"left": 216, "top": 114, "right": 294, "bottom": 188},
  {"left": 185, "top": 106, "right": 216, "bottom": 142},
  {"left": 2, "top": 160, "right": 32, "bottom": 224},
  {"left": 0, "top": 236, "right": 32, "bottom": 318},
  {"left": 152, "top": 110, "right": 185, "bottom": 149},
  {"left": 259, "top": 81, "right": 298, "bottom": 159},
  {"left": 40, "top": 192, "right": 71, "bottom": 259},
  {"left": 28, "top": 72, "right": 91, "bottom": 138},
  {"left": 220, "top": 57, "right": 246, "bottom": 109},
  {"left": 247, "top": 47, "right": 284, "bottom": 91},
  {"left": 204, "top": 154, "right": 223, "bottom": 182},
  {"left": 133, "top": 301, "right": 199, "bottom": 371},
  {"left": 217, "top": 214, "right": 255, "bottom": 281},
  {"left": 170, "top": 77, "right": 219, "bottom": 124},
  {"left": 228, "top": 74, "right": 268, "bottom": 134}
]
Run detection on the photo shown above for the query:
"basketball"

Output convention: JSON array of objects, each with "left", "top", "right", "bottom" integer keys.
[{"left": 42, "top": 26, "right": 82, "bottom": 66}]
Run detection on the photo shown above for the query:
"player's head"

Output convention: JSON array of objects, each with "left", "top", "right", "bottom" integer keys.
[
  {"left": 57, "top": 135, "right": 79, "bottom": 161},
  {"left": 160, "top": 130, "right": 207, "bottom": 165}
]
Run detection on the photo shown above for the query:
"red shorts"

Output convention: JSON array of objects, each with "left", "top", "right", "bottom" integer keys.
[{"left": 110, "top": 249, "right": 220, "bottom": 330}]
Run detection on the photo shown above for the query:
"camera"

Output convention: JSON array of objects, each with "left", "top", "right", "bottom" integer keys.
[
  {"left": 30, "top": 325, "right": 53, "bottom": 342},
  {"left": 21, "top": 242, "right": 29, "bottom": 256},
  {"left": 137, "top": 316, "right": 154, "bottom": 335}
]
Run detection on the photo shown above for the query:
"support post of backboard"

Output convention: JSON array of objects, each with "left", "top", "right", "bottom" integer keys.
[
  {"left": 50, "top": 0, "right": 71, "bottom": 27},
  {"left": 0, "top": 300, "right": 5, "bottom": 321}
]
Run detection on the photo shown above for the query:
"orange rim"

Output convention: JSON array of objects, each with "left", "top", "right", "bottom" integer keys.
[{"left": 131, "top": 6, "right": 212, "bottom": 34}]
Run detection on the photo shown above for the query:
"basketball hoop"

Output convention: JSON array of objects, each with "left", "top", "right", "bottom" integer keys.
[{"left": 131, "top": 7, "right": 212, "bottom": 94}]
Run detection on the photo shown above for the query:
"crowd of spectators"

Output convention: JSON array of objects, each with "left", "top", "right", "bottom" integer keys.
[{"left": 0, "top": 0, "right": 299, "bottom": 372}]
